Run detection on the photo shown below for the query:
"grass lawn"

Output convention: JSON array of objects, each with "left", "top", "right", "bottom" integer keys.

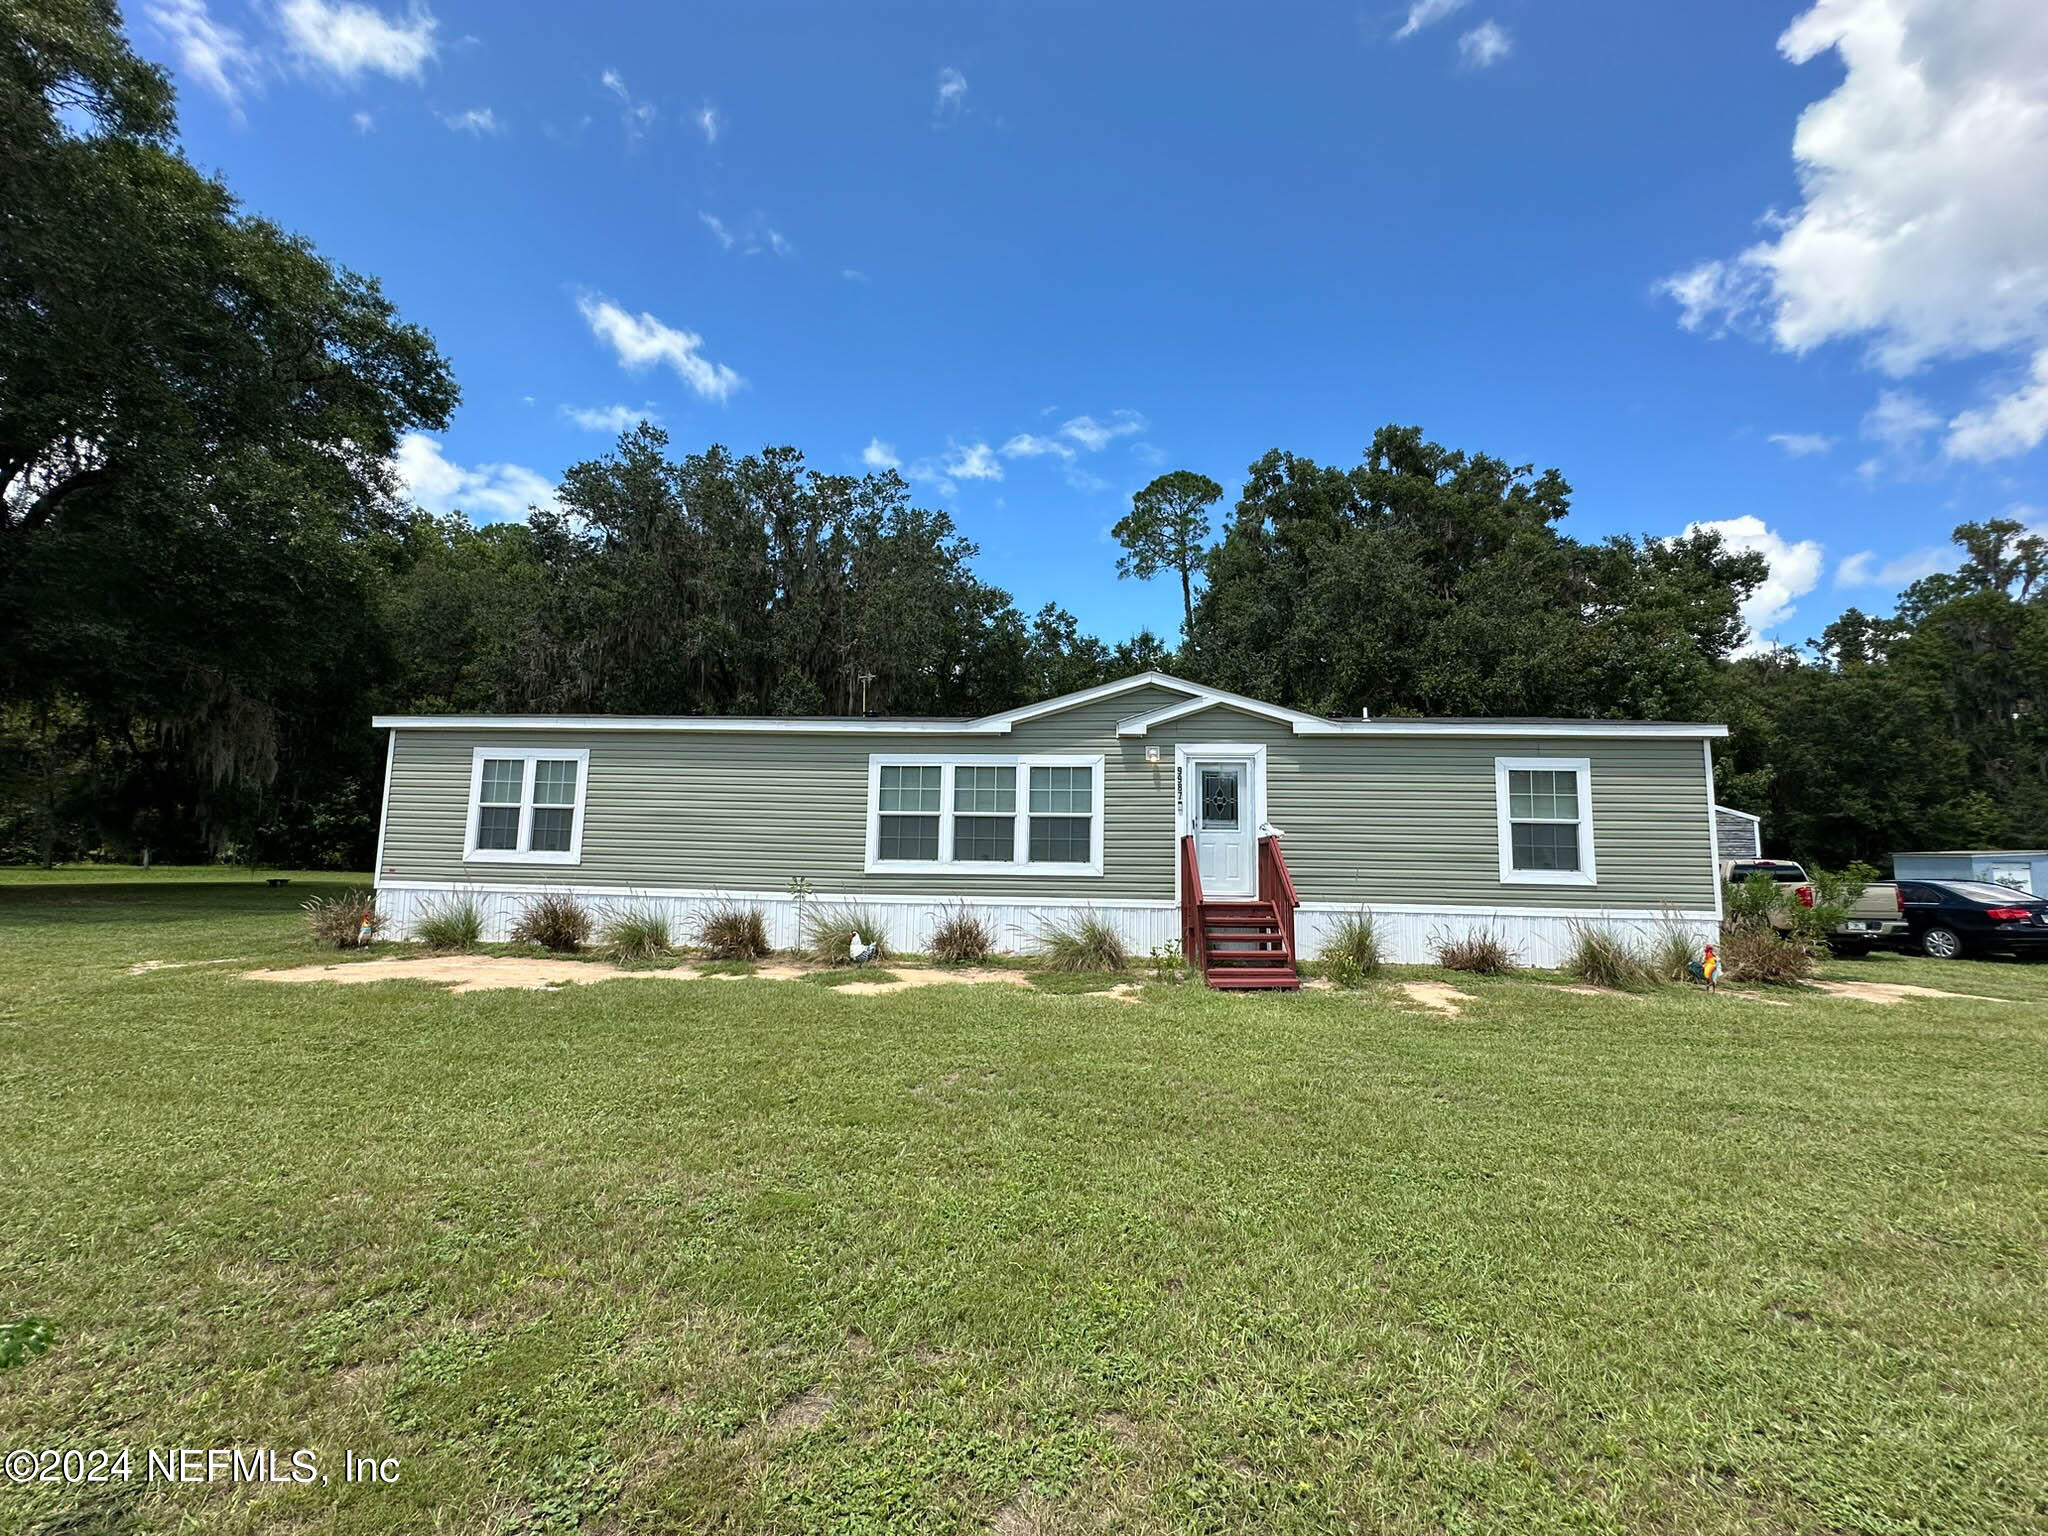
[{"left": 2, "top": 869, "right": 2045, "bottom": 1534}]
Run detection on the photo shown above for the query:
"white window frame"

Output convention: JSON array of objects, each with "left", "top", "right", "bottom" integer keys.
[
  {"left": 464, "top": 747, "right": 590, "bottom": 865},
  {"left": 864, "top": 753, "right": 1105, "bottom": 876},
  {"left": 1494, "top": 755, "right": 1597, "bottom": 887}
]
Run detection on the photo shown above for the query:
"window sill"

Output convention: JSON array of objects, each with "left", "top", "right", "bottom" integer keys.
[
  {"left": 862, "top": 858, "right": 1103, "bottom": 878},
  {"left": 464, "top": 849, "right": 584, "bottom": 866},
  {"left": 1498, "top": 868, "right": 1597, "bottom": 887}
]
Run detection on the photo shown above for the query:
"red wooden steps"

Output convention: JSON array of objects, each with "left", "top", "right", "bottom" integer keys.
[{"left": 1198, "top": 898, "right": 1300, "bottom": 990}]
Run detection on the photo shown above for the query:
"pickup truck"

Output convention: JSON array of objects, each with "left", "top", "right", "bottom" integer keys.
[{"left": 1719, "top": 858, "right": 1905, "bottom": 954}]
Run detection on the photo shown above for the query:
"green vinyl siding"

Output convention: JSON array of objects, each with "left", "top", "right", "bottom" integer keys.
[{"left": 378, "top": 689, "right": 1717, "bottom": 910}]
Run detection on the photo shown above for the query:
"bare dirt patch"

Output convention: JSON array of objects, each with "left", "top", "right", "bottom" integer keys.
[
  {"left": 1399, "top": 980, "right": 1476, "bottom": 1016},
  {"left": 242, "top": 953, "right": 1052, "bottom": 997},
  {"left": 129, "top": 956, "right": 247, "bottom": 975},
  {"left": 242, "top": 954, "right": 702, "bottom": 994},
  {"left": 1557, "top": 983, "right": 1643, "bottom": 1000},
  {"left": 1813, "top": 980, "right": 2006, "bottom": 1006},
  {"left": 765, "top": 1388, "right": 832, "bottom": 1437}
]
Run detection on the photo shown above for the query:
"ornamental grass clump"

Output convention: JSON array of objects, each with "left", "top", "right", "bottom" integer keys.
[
  {"left": 804, "top": 906, "right": 888, "bottom": 966},
  {"left": 695, "top": 902, "right": 772, "bottom": 960},
  {"left": 1718, "top": 923, "right": 1815, "bottom": 986},
  {"left": 302, "top": 888, "right": 382, "bottom": 949},
  {"left": 1564, "top": 923, "right": 1651, "bottom": 991},
  {"left": 1432, "top": 927, "right": 1518, "bottom": 976},
  {"left": 1035, "top": 912, "right": 1128, "bottom": 972},
  {"left": 509, "top": 892, "right": 593, "bottom": 953},
  {"left": 1651, "top": 923, "right": 1703, "bottom": 984},
  {"left": 1317, "top": 911, "right": 1383, "bottom": 988},
  {"left": 601, "top": 906, "right": 672, "bottom": 964},
  {"left": 928, "top": 906, "right": 995, "bottom": 965},
  {"left": 414, "top": 895, "right": 484, "bottom": 951}
]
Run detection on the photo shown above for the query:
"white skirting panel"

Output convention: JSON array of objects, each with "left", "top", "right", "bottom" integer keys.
[
  {"left": 374, "top": 879, "right": 1718, "bottom": 967},
  {"left": 372, "top": 880, "right": 1184, "bottom": 957},
  {"left": 1295, "top": 904, "right": 1720, "bottom": 969}
]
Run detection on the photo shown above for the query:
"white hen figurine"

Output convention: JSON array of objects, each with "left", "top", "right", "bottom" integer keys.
[{"left": 848, "top": 931, "right": 882, "bottom": 967}]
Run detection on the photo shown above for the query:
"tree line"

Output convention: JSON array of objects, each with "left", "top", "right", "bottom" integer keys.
[{"left": 4, "top": 0, "right": 2042, "bottom": 870}]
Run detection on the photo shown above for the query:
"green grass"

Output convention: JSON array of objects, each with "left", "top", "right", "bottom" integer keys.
[
  {"left": 2, "top": 870, "right": 2046, "bottom": 1533},
  {"left": 805, "top": 967, "right": 901, "bottom": 987}
]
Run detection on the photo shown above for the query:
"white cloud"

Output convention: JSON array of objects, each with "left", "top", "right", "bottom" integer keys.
[
  {"left": 276, "top": 0, "right": 437, "bottom": 83},
  {"left": 766, "top": 228, "right": 792, "bottom": 257},
  {"left": 562, "top": 403, "right": 660, "bottom": 432},
  {"left": 1660, "top": 0, "right": 2048, "bottom": 460},
  {"left": 352, "top": 109, "right": 374, "bottom": 132},
  {"left": 1457, "top": 20, "right": 1512, "bottom": 68},
  {"left": 1838, "top": 544, "right": 1956, "bottom": 587},
  {"left": 440, "top": 106, "right": 500, "bottom": 136},
  {"left": 1684, "top": 514, "right": 1824, "bottom": 649},
  {"left": 695, "top": 101, "right": 723, "bottom": 144},
  {"left": 576, "top": 293, "right": 744, "bottom": 403},
  {"left": 1000, "top": 432, "right": 1076, "bottom": 461},
  {"left": 146, "top": 0, "right": 261, "bottom": 106},
  {"left": 842, "top": 268, "right": 870, "bottom": 283},
  {"left": 1768, "top": 431, "right": 1835, "bottom": 456},
  {"left": 600, "top": 67, "right": 656, "bottom": 140},
  {"left": 935, "top": 66, "right": 968, "bottom": 115},
  {"left": 392, "top": 432, "right": 556, "bottom": 521},
  {"left": 1393, "top": 0, "right": 1469, "bottom": 39},
  {"left": 1947, "top": 349, "right": 2048, "bottom": 462},
  {"left": 698, "top": 212, "right": 735, "bottom": 250},
  {"left": 944, "top": 441, "right": 1003, "bottom": 481},
  {"left": 1131, "top": 441, "right": 1168, "bottom": 467},
  {"left": 861, "top": 438, "right": 900, "bottom": 471},
  {"left": 1058, "top": 411, "right": 1146, "bottom": 451}
]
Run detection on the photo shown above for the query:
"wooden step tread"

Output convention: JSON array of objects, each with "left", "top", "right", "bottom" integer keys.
[{"left": 1209, "top": 968, "right": 1301, "bottom": 990}]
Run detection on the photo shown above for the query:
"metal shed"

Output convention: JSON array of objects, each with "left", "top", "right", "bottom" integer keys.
[
  {"left": 1891, "top": 850, "right": 2048, "bottom": 895},
  {"left": 1714, "top": 803, "right": 1762, "bottom": 860}
]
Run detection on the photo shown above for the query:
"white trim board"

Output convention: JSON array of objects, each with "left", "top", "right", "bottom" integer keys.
[{"left": 374, "top": 669, "right": 1729, "bottom": 740}]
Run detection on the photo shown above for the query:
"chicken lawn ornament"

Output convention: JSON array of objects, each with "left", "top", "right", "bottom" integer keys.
[
  {"left": 1687, "top": 943, "right": 1719, "bottom": 991},
  {"left": 849, "top": 930, "right": 882, "bottom": 967}
]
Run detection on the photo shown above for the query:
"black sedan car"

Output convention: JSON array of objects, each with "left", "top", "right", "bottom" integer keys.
[{"left": 1897, "top": 880, "right": 2048, "bottom": 959}]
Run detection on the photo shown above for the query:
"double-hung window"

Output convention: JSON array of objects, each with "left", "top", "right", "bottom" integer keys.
[
  {"left": 877, "top": 764, "right": 943, "bottom": 861},
  {"left": 1494, "top": 756, "right": 1595, "bottom": 885},
  {"left": 466, "top": 748, "right": 589, "bottom": 864},
  {"left": 866, "top": 755, "right": 1101, "bottom": 874}
]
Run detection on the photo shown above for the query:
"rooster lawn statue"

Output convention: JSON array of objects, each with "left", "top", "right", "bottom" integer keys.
[
  {"left": 848, "top": 930, "right": 882, "bottom": 968},
  {"left": 1687, "top": 943, "right": 1719, "bottom": 991}
]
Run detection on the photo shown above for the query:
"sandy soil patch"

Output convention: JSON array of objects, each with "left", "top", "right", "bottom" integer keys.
[
  {"left": 1557, "top": 983, "right": 1645, "bottom": 1000},
  {"left": 1399, "top": 980, "right": 1476, "bottom": 1016},
  {"left": 1813, "top": 980, "right": 2005, "bottom": 1006},
  {"left": 130, "top": 956, "right": 247, "bottom": 975},
  {"left": 241, "top": 953, "right": 1050, "bottom": 997}
]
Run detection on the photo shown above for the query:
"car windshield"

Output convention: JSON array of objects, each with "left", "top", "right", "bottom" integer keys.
[{"left": 1939, "top": 882, "right": 2043, "bottom": 905}]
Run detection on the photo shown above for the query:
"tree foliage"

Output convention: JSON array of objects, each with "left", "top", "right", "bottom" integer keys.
[{"left": 1113, "top": 470, "right": 1222, "bottom": 637}]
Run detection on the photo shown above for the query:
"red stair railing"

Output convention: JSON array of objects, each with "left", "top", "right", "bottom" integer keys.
[
  {"left": 1180, "top": 834, "right": 1208, "bottom": 981},
  {"left": 1257, "top": 834, "right": 1298, "bottom": 962}
]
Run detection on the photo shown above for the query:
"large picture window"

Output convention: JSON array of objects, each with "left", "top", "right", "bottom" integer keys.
[
  {"left": 1494, "top": 756, "right": 1596, "bottom": 886},
  {"left": 466, "top": 748, "right": 589, "bottom": 864},
  {"left": 866, "top": 755, "right": 1102, "bottom": 874}
]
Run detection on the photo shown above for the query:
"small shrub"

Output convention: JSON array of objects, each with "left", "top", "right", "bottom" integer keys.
[
  {"left": 1564, "top": 923, "right": 1650, "bottom": 990},
  {"left": 1036, "top": 912, "right": 1128, "bottom": 972},
  {"left": 415, "top": 895, "right": 484, "bottom": 951},
  {"left": 1718, "top": 923, "right": 1814, "bottom": 986},
  {"left": 601, "top": 905, "right": 671, "bottom": 963},
  {"left": 509, "top": 891, "right": 593, "bottom": 953},
  {"left": 803, "top": 905, "right": 888, "bottom": 966},
  {"left": 1148, "top": 938, "right": 1190, "bottom": 985},
  {"left": 695, "top": 902, "right": 771, "bottom": 960},
  {"left": 1317, "top": 910, "right": 1383, "bottom": 988},
  {"left": 302, "top": 888, "right": 382, "bottom": 949},
  {"left": 1722, "top": 872, "right": 1782, "bottom": 932},
  {"left": 1651, "top": 923, "right": 1703, "bottom": 983},
  {"left": 0, "top": 1316, "right": 54, "bottom": 1370},
  {"left": 1432, "top": 927, "right": 1519, "bottom": 975},
  {"left": 929, "top": 906, "right": 996, "bottom": 965}
]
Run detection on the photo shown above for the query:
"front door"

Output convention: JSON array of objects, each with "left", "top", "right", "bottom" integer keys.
[{"left": 1190, "top": 758, "right": 1256, "bottom": 898}]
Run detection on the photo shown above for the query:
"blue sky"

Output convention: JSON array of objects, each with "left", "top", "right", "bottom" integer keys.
[{"left": 136, "top": 0, "right": 2048, "bottom": 651}]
